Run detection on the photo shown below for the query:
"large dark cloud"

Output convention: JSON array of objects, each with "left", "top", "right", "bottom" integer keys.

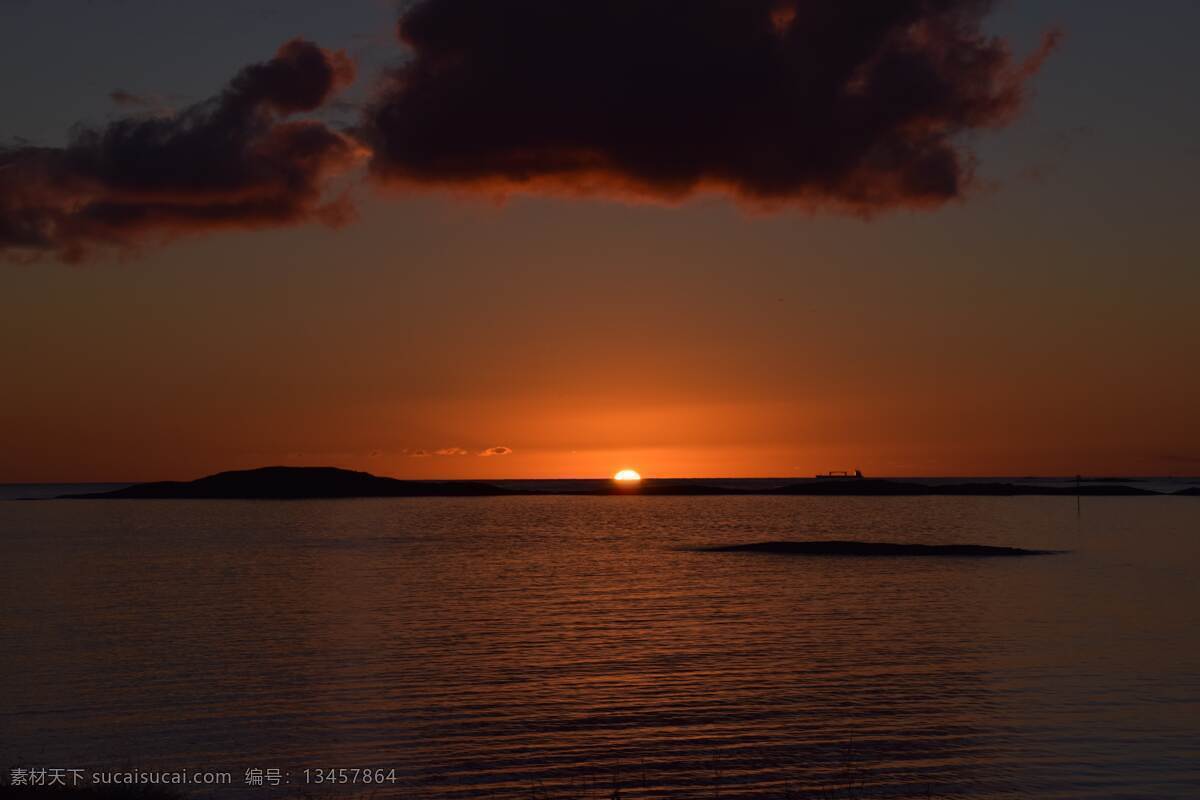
[
  {"left": 0, "top": 39, "right": 360, "bottom": 261},
  {"left": 362, "top": 0, "right": 1059, "bottom": 211},
  {"left": 2, "top": 4, "right": 1059, "bottom": 262}
]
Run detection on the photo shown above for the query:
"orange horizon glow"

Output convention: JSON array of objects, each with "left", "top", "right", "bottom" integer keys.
[{"left": 3, "top": 162, "right": 1199, "bottom": 484}]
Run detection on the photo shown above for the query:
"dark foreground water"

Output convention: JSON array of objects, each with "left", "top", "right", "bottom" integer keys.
[{"left": 2, "top": 493, "right": 1198, "bottom": 798}]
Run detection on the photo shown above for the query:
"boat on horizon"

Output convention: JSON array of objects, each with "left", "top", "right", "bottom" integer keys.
[{"left": 815, "top": 469, "right": 864, "bottom": 479}]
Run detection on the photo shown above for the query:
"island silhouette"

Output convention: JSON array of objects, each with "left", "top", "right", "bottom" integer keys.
[
  {"left": 56, "top": 466, "right": 520, "bottom": 499},
  {"left": 51, "top": 465, "right": 1180, "bottom": 500}
]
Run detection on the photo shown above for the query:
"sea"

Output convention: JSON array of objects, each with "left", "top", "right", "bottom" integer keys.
[{"left": 2, "top": 479, "right": 1199, "bottom": 798}]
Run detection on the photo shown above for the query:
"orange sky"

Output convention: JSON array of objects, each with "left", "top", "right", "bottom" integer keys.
[
  {"left": 3, "top": 192, "right": 1197, "bottom": 482},
  {"left": 2, "top": 2, "right": 1199, "bottom": 482}
]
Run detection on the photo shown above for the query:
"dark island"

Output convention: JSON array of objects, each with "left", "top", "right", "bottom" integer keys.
[
  {"left": 699, "top": 540, "right": 1062, "bottom": 557},
  {"left": 56, "top": 466, "right": 524, "bottom": 499},
  {"left": 52, "top": 466, "right": 1181, "bottom": 500}
]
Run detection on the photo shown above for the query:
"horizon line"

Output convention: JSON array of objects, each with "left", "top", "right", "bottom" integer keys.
[{"left": 4, "top": 470, "right": 1198, "bottom": 486}]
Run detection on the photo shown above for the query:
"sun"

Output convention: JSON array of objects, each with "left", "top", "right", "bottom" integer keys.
[{"left": 613, "top": 469, "right": 642, "bottom": 482}]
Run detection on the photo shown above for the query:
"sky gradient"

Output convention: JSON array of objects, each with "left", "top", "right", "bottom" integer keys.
[{"left": 2, "top": 1, "right": 1198, "bottom": 481}]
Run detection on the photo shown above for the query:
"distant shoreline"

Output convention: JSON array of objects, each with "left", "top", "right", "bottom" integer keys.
[{"left": 31, "top": 466, "right": 1200, "bottom": 500}]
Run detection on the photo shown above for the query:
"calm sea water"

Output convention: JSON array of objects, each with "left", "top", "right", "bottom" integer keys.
[{"left": 2, "top": 492, "right": 1198, "bottom": 798}]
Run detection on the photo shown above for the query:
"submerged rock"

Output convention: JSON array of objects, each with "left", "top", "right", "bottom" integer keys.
[{"left": 700, "top": 540, "right": 1062, "bottom": 557}]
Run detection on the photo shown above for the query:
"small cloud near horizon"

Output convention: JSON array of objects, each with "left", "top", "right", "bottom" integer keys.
[{"left": 404, "top": 445, "right": 512, "bottom": 457}]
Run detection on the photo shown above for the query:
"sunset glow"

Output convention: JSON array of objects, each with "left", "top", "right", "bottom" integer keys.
[
  {"left": 4, "top": 4, "right": 1198, "bottom": 799},
  {"left": 0, "top": 1, "right": 1196, "bottom": 486}
]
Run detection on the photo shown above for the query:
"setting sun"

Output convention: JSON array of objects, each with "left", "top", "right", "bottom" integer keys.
[{"left": 613, "top": 469, "right": 642, "bottom": 482}]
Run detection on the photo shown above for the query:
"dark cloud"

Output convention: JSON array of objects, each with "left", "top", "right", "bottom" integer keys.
[
  {"left": 108, "top": 90, "right": 161, "bottom": 109},
  {"left": 362, "top": 0, "right": 1059, "bottom": 212},
  {"left": 1, "top": 39, "right": 361, "bottom": 262},
  {"left": 3, "top": 5, "right": 1061, "bottom": 263}
]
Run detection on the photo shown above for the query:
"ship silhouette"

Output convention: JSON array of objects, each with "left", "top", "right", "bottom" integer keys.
[{"left": 815, "top": 469, "right": 864, "bottom": 479}]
